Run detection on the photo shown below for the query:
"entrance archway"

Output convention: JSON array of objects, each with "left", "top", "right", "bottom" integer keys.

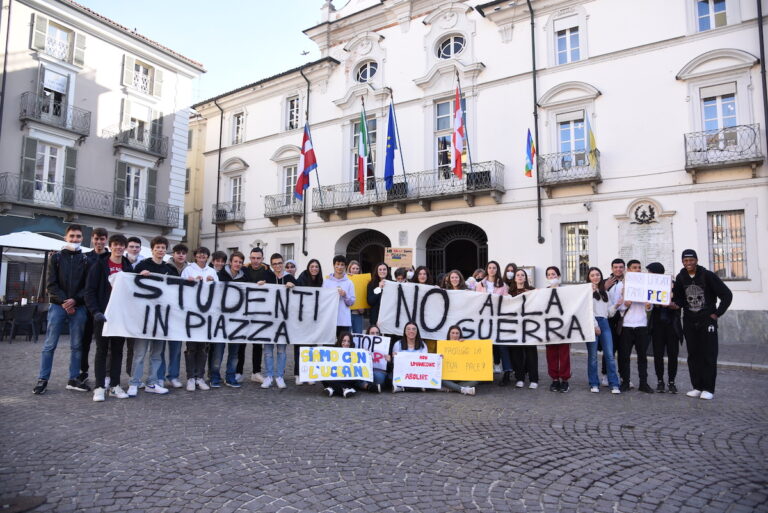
[
  {"left": 345, "top": 230, "right": 391, "bottom": 274},
  {"left": 425, "top": 223, "right": 488, "bottom": 279}
]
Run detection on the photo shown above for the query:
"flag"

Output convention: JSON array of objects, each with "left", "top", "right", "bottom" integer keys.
[
  {"left": 525, "top": 129, "right": 536, "bottom": 178},
  {"left": 451, "top": 87, "right": 464, "bottom": 179},
  {"left": 294, "top": 124, "right": 317, "bottom": 200},
  {"left": 384, "top": 103, "right": 397, "bottom": 191},
  {"left": 586, "top": 117, "right": 597, "bottom": 166},
  {"left": 357, "top": 108, "right": 368, "bottom": 195}
]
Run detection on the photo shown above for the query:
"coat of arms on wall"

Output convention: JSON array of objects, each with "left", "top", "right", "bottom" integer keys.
[{"left": 633, "top": 202, "right": 656, "bottom": 224}]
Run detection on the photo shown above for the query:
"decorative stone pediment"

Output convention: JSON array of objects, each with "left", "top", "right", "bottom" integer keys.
[
  {"left": 539, "top": 81, "right": 601, "bottom": 108},
  {"left": 676, "top": 49, "right": 759, "bottom": 81},
  {"left": 614, "top": 197, "right": 676, "bottom": 222},
  {"left": 414, "top": 60, "right": 485, "bottom": 90},
  {"left": 221, "top": 157, "right": 248, "bottom": 175},
  {"left": 270, "top": 145, "right": 300, "bottom": 163},
  {"left": 333, "top": 82, "right": 390, "bottom": 110}
]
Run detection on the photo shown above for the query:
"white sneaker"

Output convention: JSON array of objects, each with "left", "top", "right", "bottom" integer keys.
[
  {"left": 529, "top": 382, "right": 538, "bottom": 390},
  {"left": 104, "top": 377, "right": 111, "bottom": 389},
  {"left": 515, "top": 381, "right": 524, "bottom": 388},
  {"left": 493, "top": 363, "right": 502, "bottom": 374},
  {"left": 235, "top": 373, "right": 244, "bottom": 383},
  {"left": 342, "top": 388, "right": 356, "bottom": 398},
  {"left": 590, "top": 386, "right": 600, "bottom": 393},
  {"left": 686, "top": 389, "right": 702, "bottom": 398},
  {"left": 699, "top": 391, "right": 714, "bottom": 400},
  {"left": 127, "top": 385, "right": 138, "bottom": 397},
  {"left": 110, "top": 385, "right": 129, "bottom": 399},
  {"left": 186, "top": 379, "right": 196, "bottom": 392},
  {"left": 168, "top": 378, "right": 182, "bottom": 388},
  {"left": 629, "top": 381, "right": 635, "bottom": 389},
  {"left": 600, "top": 375, "right": 608, "bottom": 387},
  {"left": 93, "top": 387, "right": 106, "bottom": 402},
  {"left": 251, "top": 372, "right": 265, "bottom": 383},
  {"left": 294, "top": 375, "right": 302, "bottom": 385},
  {"left": 196, "top": 378, "right": 210, "bottom": 391},
  {"left": 145, "top": 384, "right": 169, "bottom": 394},
  {"left": 275, "top": 377, "right": 286, "bottom": 389},
  {"left": 392, "top": 386, "right": 404, "bottom": 393},
  {"left": 261, "top": 376, "right": 273, "bottom": 389},
  {"left": 460, "top": 386, "right": 476, "bottom": 396},
  {"left": 611, "top": 387, "right": 621, "bottom": 394},
  {"left": 324, "top": 387, "right": 334, "bottom": 397}
]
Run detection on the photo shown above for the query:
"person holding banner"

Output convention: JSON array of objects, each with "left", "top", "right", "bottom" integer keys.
[
  {"left": 543, "top": 266, "right": 572, "bottom": 393},
  {"left": 502, "top": 263, "right": 518, "bottom": 291},
  {"left": 260, "top": 253, "right": 296, "bottom": 389},
  {"left": 587, "top": 267, "right": 621, "bottom": 394},
  {"left": 509, "top": 269, "right": 539, "bottom": 389},
  {"left": 239, "top": 247, "right": 275, "bottom": 384},
  {"left": 181, "top": 247, "right": 219, "bottom": 392},
  {"left": 156, "top": 243, "right": 190, "bottom": 390},
  {"left": 391, "top": 322, "right": 428, "bottom": 393},
  {"left": 410, "top": 266, "right": 435, "bottom": 286},
  {"left": 213, "top": 251, "right": 248, "bottom": 388},
  {"left": 617, "top": 260, "right": 654, "bottom": 393},
  {"left": 366, "top": 263, "right": 391, "bottom": 327},
  {"left": 294, "top": 259, "right": 324, "bottom": 385},
  {"left": 645, "top": 262, "right": 681, "bottom": 394},
  {"left": 440, "top": 326, "right": 478, "bottom": 396},
  {"left": 347, "top": 260, "right": 365, "bottom": 334},
  {"left": 321, "top": 332, "right": 358, "bottom": 398},
  {"left": 602, "top": 258, "right": 625, "bottom": 387},
  {"left": 356, "top": 325, "right": 387, "bottom": 392},
  {"left": 442, "top": 270, "right": 468, "bottom": 291},
  {"left": 322, "top": 255, "right": 356, "bottom": 335}
]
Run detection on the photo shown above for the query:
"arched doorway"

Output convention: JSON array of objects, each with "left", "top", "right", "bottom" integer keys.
[
  {"left": 345, "top": 230, "right": 391, "bottom": 274},
  {"left": 426, "top": 223, "right": 488, "bottom": 279}
]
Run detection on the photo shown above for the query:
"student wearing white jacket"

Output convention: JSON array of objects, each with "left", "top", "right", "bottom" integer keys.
[{"left": 181, "top": 247, "right": 218, "bottom": 391}]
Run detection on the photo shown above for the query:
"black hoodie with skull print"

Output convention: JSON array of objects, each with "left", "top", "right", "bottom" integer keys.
[{"left": 673, "top": 265, "right": 733, "bottom": 322}]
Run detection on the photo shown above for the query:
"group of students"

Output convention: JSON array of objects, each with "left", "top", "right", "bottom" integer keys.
[{"left": 31, "top": 223, "right": 733, "bottom": 403}]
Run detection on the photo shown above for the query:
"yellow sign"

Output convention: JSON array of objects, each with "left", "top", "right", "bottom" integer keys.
[
  {"left": 349, "top": 273, "right": 371, "bottom": 309},
  {"left": 437, "top": 339, "right": 494, "bottom": 381}
]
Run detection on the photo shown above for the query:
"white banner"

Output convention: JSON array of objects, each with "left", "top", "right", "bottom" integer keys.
[
  {"left": 298, "top": 347, "right": 373, "bottom": 382},
  {"left": 351, "top": 333, "right": 391, "bottom": 371},
  {"left": 623, "top": 272, "right": 672, "bottom": 305},
  {"left": 392, "top": 353, "right": 443, "bottom": 389},
  {"left": 103, "top": 272, "right": 338, "bottom": 344},
  {"left": 378, "top": 282, "right": 594, "bottom": 345}
]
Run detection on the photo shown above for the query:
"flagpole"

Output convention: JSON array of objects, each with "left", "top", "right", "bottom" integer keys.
[
  {"left": 456, "top": 70, "right": 475, "bottom": 177},
  {"left": 361, "top": 96, "right": 378, "bottom": 201},
  {"left": 388, "top": 88, "right": 408, "bottom": 182}
]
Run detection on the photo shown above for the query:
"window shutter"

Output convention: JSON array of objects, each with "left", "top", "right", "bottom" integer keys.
[
  {"left": 73, "top": 33, "right": 85, "bottom": 66},
  {"left": 32, "top": 14, "right": 48, "bottom": 51},
  {"left": 152, "top": 68, "right": 163, "bottom": 97},
  {"left": 122, "top": 54, "right": 135, "bottom": 86},
  {"left": 150, "top": 110, "right": 163, "bottom": 153},
  {"left": 120, "top": 98, "right": 132, "bottom": 130},
  {"left": 20, "top": 137, "right": 38, "bottom": 200},
  {"left": 146, "top": 167, "right": 158, "bottom": 221},
  {"left": 63, "top": 147, "right": 77, "bottom": 207},
  {"left": 114, "top": 161, "right": 127, "bottom": 215}
]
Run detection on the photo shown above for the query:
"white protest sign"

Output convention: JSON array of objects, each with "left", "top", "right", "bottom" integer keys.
[
  {"left": 351, "top": 333, "right": 391, "bottom": 371},
  {"left": 377, "top": 282, "right": 594, "bottom": 346},
  {"left": 103, "top": 272, "right": 338, "bottom": 344},
  {"left": 623, "top": 272, "right": 672, "bottom": 305},
  {"left": 298, "top": 347, "right": 372, "bottom": 382},
  {"left": 392, "top": 353, "right": 442, "bottom": 389}
]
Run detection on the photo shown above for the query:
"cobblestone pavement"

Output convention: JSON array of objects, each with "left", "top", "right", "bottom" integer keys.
[{"left": 1, "top": 339, "right": 766, "bottom": 513}]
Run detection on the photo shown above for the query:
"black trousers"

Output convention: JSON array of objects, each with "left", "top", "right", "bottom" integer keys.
[
  {"left": 80, "top": 312, "right": 94, "bottom": 376},
  {"left": 236, "top": 343, "right": 262, "bottom": 374},
  {"left": 185, "top": 342, "right": 209, "bottom": 380},
  {"left": 684, "top": 318, "right": 718, "bottom": 393},
  {"left": 510, "top": 346, "right": 539, "bottom": 383},
  {"left": 93, "top": 320, "right": 125, "bottom": 389},
  {"left": 125, "top": 339, "right": 134, "bottom": 376},
  {"left": 652, "top": 324, "right": 679, "bottom": 382},
  {"left": 618, "top": 327, "right": 649, "bottom": 385}
]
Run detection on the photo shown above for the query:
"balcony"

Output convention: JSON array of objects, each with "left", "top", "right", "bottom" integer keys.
[
  {"left": 538, "top": 149, "right": 601, "bottom": 197},
  {"left": 684, "top": 124, "right": 763, "bottom": 182},
  {"left": 0, "top": 172, "right": 179, "bottom": 229},
  {"left": 311, "top": 160, "right": 504, "bottom": 219},
  {"left": 19, "top": 92, "right": 91, "bottom": 138},
  {"left": 106, "top": 126, "right": 168, "bottom": 159},
  {"left": 44, "top": 36, "right": 71, "bottom": 61},
  {"left": 212, "top": 201, "right": 245, "bottom": 224},
  {"left": 264, "top": 192, "right": 303, "bottom": 224}
]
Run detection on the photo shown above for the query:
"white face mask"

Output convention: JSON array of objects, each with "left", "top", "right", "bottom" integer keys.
[
  {"left": 63, "top": 242, "right": 81, "bottom": 251},
  {"left": 547, "top": 277, "right": 561, "bottom": 287},
  {"left": 506, "top": 272, "right": 514, "bottom": 280},
  {"left": 406, "top": 270, "right": 414, "bottom": 280}
]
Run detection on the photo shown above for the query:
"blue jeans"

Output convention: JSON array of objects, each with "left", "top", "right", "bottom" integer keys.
[
  {"left": 588, "top": 317, "right": 620, "bottom": 388},
  {"left": 356, "top": 369, "right": 386, "bottom": 389},
  {"left": 351, "top": 313, "right": 364, "bottom": 334},
  {"left": 158, "top": 340, "right": 182, "bottom": 382},
  {"left": 131, "top": 339, "right": 165, "bottom": 386},
  {"left": 207, "top": 342, "right": 235, "bottom": 385},
  {"left": 498, "top": 346, "right": 513, "bottom": 372},
  {"left": 225, "top": 344, "right": 240, "bottom": 383},
  {"left": 263, "top": 344, "right": 286, "bottom": 378},
  {"left": 38, "top": 304, "right": 87, "bottom": 381}
]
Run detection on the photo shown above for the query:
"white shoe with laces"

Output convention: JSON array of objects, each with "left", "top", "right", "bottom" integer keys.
[
  {"left": 590, "top": 386, "right": 600, "bottom": 393},
  {"left": 611, "top": 387, "right": 621, "bottom": 394},
  {"left": 93, "top": 387, "right": 106, "bottom": 402},
  {"left": 127, "top": 385, "right": 138, "bottom": 397},
  {"left": 195, "top": 378, "right": 210, "bottom": 391},
  {"left": 275, "top": 377, "right": 286, "bottom": 389},
  {"left": 261, "top": 377, "right": 273, "bottom": 389},
  {"left": 145, "top": 384, "right": 169, "bottom": 394},
  {"left": 686, "top": 389, "right": 702, "bottom": 398},
  {"left": 251, "top": 372, "right": 265, "bottom": 383},
  {"left": 170, "top": 378, "right": 183, "bottom": 389},
  {"left": 515, "top": 381, "right": 524, "bottom": 388},
  {"left": 110, "top": 385, "right": 129, "bottom": 399},
  {"left": 186, "top": 379, "right": 196, "bottom": 392},
  {"left": 529, "top": 382, "right": 538, "bottom": 390},
  {"left": 699, "top": 391, "right": 714, "bottom": 400},
  {"left": 460, "top": 387, "right": 476, "bottom": 396}
]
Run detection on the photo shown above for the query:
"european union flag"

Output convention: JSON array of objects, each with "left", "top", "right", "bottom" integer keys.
[{"left": 384, "top": 103, "right": 398, "bottom": 191}]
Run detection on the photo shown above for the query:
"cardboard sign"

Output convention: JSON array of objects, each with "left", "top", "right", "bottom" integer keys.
[
  {"left": 623, "top": 272, "right": 672, "bottom": 305},
  {"left": 103, "top": 272, "right": 338, "bottom": 344},
  {"left": 298, "top": 347, "right": 373, "bottom": 382},
  {"left": 378, "top": 282, "right": 595, "bottom": 346},
  {"left": 384, "top": 247, "right": 413, "bottom": 269},
  {"left": 392, "top": 353, "right": 442, "bottom": 389},
  {"left": 349, "top": 273, "right": 371, "bottom": 309},
  {"left": 437, "top": 339, "right": 493, "bottom": 381},
  {"left": 351, "top": 333, "right": 391, "bottom": 371}
]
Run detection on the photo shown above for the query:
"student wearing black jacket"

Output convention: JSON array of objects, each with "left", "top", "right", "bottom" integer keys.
[
  {"left": 79, "top": 227, "right": 109, "bottom": 389},
  {"left": 238, "top": 247, "right": 275, "bottom": 383},
  {"left": 646, "top": 262, "right": 682, "bottom": 394},
  {"left": 294, "top": 259, "right": 324, "bottom": 384},
  {"left": 84, "top": 234, "right": 134, "bottom": 402},
  {"left": 367, "top": 262, "right": 391, "bottom": 327},
  {"left": 673, "top": 249, "right": 733, "bottom": 400}
]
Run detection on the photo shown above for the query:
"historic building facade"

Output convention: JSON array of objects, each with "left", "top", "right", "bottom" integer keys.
[{"left": 192, "top": 0, "right": 767, "bottom": 342}]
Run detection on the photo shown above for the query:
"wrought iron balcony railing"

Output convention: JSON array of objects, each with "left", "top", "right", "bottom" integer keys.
[
  {"left": 538, "top": 149, "right": 601, "bottom": 195},
  {"left": 684, "top": 124, "right": 763, "bottom": 176},
  {"left": 45, "top": 36, "right": 70, "bottom": 61},
  {"left": 264, "top": 192, "right": 303, "bottom": 218},
  {"left": 311, "top": 160, "right": 504, "bottom": 216},
  {"left": 212, "top": 201, "right": 245, "bottom": 224},
  {"left": 0, "top": 172, "right": 179, "bottom": 228},
  {"left": 19, "top": 92, "right": 91, "bottom": 137},
  {"left": 133, "top": 74, "right": 151, "bottom": 95},
  {"left": 105, "top": 126, "right": 168, "bottom": 158}
]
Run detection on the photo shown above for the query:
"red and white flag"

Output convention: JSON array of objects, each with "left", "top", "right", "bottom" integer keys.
[{"left": 451, "top": 87, "right": 464, "bottom": 179}]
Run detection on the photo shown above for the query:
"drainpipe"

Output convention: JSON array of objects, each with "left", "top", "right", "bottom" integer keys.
[
  {"left": 526, "top": 0, "right": 544, "bottom": 244},
  {"left": 299, "top": 67, "right": 311, "bottom": 257},
  {"left": 757, "top": 0, "right": 768, "bottom": 154},
  {"left": 213, "top": 99, "right": 224, "bottom": 251},
  {"left": 0, "top": 0, "right": 13, "bottom": 143}
]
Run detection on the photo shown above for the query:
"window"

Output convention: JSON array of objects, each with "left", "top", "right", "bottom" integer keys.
[
  {"left": 702, "top": 90, "right": 737, "bottom": 132},
  {"left": 124, "top": 165, "right": 146, "bottom": 217},
  {"left": 227, "top": 247, "right": 239, "bottom": 255},
  {"left": 558, "top": 112, "right": 587, "bottom": 167},
  {"left": 40, "top": 69, "right": 68, "bottom": 120},
  {"left": 31, "top": 15, "right": 84, "bottom": 66},
  {"left": 283, "top": 165, "right": 297, "bottom": 202},
  {"left": 708, "top": 210, "right": 747, "bottom": 279},
  {"left": 286, "top": 96, "right": 300, "bottom": 130},
  {"left": 280, "top": 243, "right": 295, "bottom": 262},
  {"left": 556, "top": 26, "right": 580, "bottom": 65},
  {"left": 185, "top": 168, "right": 191, "bottom": 193},
  {"left": 561, "top": 222, "right": 589, "bottom": 283},
  {"left": 34, "top": 142, "right": 62, "bottom": 204},
  {"left": 355, "top": 61, "right": 378, "bottom": 83},
  {"left": 435, "top": 98, "right": 466, "bottom": 177},
  {"left": 187, "top": 129, "right": 193, "bottom": 149},
  {"left": 130, "top": 118, "right": 146, "bottom": 142},
  {"left": 45, "top": 22, "right": 72, "bottom": 61},
  {"left": 230, "top": 176, "right": 242, "bottom": 205},
  {"left": 133, "top": 61, "right": 151, "bottom": 94},
  {"left": 697, "top": 0, "right": 727, "bottom": 31},
  {"left": 122, "top": 55, "right": 163, "bottom": 97},
  {"left": 437, "top": 35, "right": 465, "bottom": 59},
  {"left": 352, "top": 118, "right": 377, "bottom": 186},
  {"left": 232, "top": 112, "right": 245, "bottom": 144},
  {"left": 182, "top": 214, "right": 189, "bottom": 241}
]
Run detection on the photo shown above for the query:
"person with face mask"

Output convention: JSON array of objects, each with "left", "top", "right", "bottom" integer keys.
[
  {"left": 543, "top": 266, "right": 572, "bottom": 392},
  {"left": 502, "top": 263, "right": 518, "bottom": 291}
]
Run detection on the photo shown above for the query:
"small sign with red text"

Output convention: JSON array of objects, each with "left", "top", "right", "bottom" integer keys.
[{"left": 392, "top": 353, "right": 442, "bottom": 389}]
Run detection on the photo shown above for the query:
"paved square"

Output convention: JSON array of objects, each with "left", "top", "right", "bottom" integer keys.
[{"left": 1, "top": 340, "right": 766, "bottom": 513}]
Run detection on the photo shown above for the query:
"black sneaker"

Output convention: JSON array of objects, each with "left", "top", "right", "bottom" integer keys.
[
  {"left": 560, "top": 381, "right": 570, "bottom": 393},
  {"left": 656, "top": 381, "right": 666, "bottom": 393},
  {"left": 498, "top": 371, "right": 510, "bottom": 387},
  {"left": 619, "top": 381, "right": 630, "bottom": 392},
  {"left": 638, "top": 383, "right": 655, "bottom": 394},
  {"left": 549, "top": 381, "right": 561, "bottom": 392},
  {"left": 33, "top": 379, "right": 48, "bottom": 395},
  {"left": 668, "top": 382, "right": 678, "bottom": 394},
  {"left": 66, "top": 379, "right": 90, "bottom": 392}
]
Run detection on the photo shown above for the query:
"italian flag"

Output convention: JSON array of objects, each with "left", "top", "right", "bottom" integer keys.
[{"left": 357, "top": 110, "right": 368, "bottom": 195}]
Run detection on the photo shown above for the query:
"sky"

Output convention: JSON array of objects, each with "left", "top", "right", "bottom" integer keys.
[{"left": 75, "top": 0, "right": 327, "bottom": 103}]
